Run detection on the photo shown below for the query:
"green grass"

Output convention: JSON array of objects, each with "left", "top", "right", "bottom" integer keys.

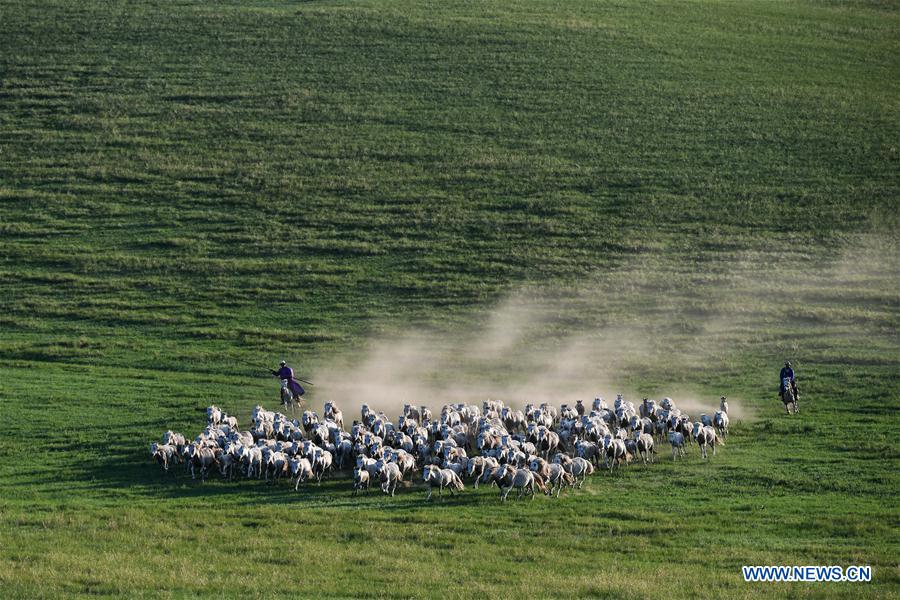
[{"left": 1, "top": 0, "right": 898, "bottom": 597}]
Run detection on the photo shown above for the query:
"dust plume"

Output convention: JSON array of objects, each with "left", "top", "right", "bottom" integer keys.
[
  {"left": 311, "top": 288, "right": 736, "bottom": 421},
  {"left": 308, "top": 233, "right": 896, "bottom": 423}
]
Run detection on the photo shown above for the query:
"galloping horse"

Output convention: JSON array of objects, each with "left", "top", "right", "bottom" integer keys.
[
  {"left": 780, "top": 377, "right": 799, "bottom": 415},
  {"left": 281, "top": 379, "right": 304, "bottom": 415}
]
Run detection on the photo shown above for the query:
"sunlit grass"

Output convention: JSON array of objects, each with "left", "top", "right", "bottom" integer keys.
[{"left": 0, "top": 0, "right": 898, "bottom": 597}]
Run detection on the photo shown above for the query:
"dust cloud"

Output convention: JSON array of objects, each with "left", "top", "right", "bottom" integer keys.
[
  {"left": 308, "top": 233, "right": 896, "bottom": 423},
  {"left": 311, "top": 288, "right": 740, "bottom": 421}
]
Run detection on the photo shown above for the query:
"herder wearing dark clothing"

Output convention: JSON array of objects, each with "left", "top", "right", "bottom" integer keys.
[
  {"left": 779, "top": 361, "right": 797, "bottom": 400},
  {"left": 272, "top": 360, "right": 305, "bottom": 398}
]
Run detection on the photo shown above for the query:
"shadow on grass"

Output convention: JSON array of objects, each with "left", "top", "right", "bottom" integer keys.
[{"left": 62, "top": 455, "right": 495, "bottom": 511}]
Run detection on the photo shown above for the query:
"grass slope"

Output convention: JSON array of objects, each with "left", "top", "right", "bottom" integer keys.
[{"left": 1, "top": 0, "right": 898, "bottom": 597}]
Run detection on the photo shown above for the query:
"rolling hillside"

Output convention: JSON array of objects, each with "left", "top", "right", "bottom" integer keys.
[{"left": 0, "top": 1, "right": 897, "bottom": 597}]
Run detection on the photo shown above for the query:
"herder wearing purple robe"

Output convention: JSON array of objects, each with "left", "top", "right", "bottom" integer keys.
[{"left": 271, "top": 361, "right": 305, "bottom": 397}]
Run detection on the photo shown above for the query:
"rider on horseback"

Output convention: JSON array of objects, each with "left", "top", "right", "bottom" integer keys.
[
  {"left": 271, "top": 360, "right": 305, "bottom": 399},
  {"left": 779, "top": 361, "right": 798, "bottom": 400}
]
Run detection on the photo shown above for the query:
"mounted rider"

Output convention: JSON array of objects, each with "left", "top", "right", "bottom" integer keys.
[
  {"left": 272, "top": 360, "right": 305, "bottom": 399},
  {"left": 779, "top": 361, "right": 798, "bottom": 400}
]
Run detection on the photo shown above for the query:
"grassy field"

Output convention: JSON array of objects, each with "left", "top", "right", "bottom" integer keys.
[{"left": 1, "top": 0, "right": 898, "bottom": 597}]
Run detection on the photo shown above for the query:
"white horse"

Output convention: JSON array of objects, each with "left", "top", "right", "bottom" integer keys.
[
  {"left": 280, "top": 380, "right": 303, "bottom": 415},
  {"left": 781, "top": 378, "right": 799, "bottom": 414},
  {"left": 692, "top": 422, "right": 723, "bottom": 459},
  {"left": 324, "top": 401, "right": 344, "bottom": 430},
  {"left": 497, "top": 465, "right": 545, "bottom": 501},
  {"left": 423, "top": 465, "right": 464, "bottom": 500}
]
